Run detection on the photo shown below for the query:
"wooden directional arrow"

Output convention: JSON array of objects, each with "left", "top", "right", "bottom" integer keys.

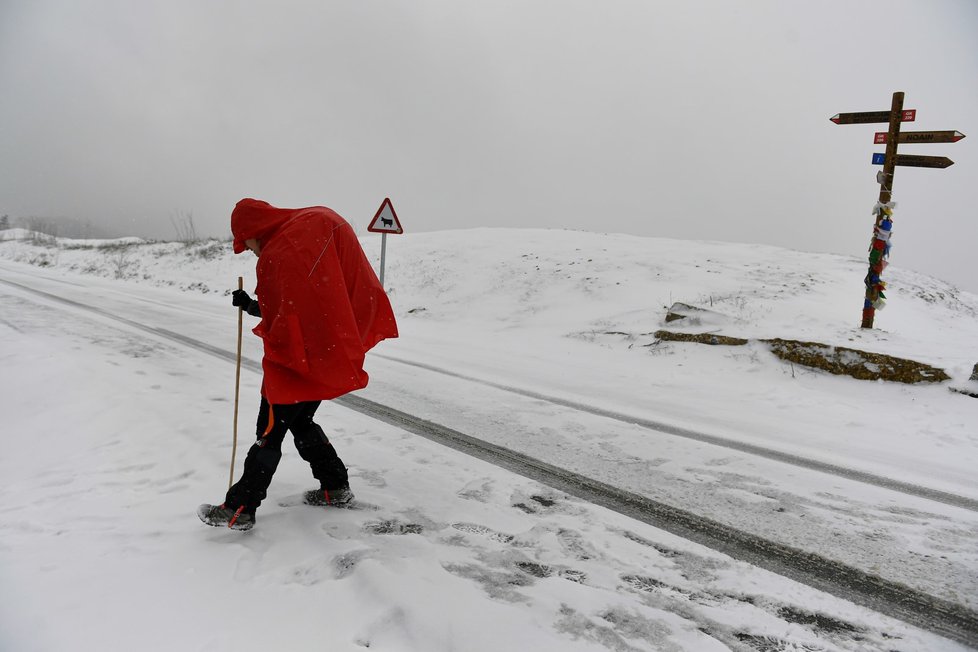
[
  {"left": 872, "top": 153, "right": 955, "bottom": 168},
  {"left": 830, "top": 109, "right": 916, "bottom": 125},
  {"left": 874, "top": 130, "right": 965, "bottom": 144},
  {"left": 895, "top": 154, "right": 954, "bottom": 168}
]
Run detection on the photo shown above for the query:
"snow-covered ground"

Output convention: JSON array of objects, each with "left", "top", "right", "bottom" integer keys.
[{"left": 1, "top": 227, "right": 976, "bottom": 651}]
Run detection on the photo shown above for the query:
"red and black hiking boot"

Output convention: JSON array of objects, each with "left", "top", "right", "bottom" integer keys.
[
  {"left": 302, "top": 485, "right": 355, "bottom": 507},
  {"left": 196, "top": 503, "right": 255, "bottom": 531}
]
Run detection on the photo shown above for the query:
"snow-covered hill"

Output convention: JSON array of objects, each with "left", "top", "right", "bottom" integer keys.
[{"left": 3, "top": 227, "right": 976, "bottom": 376}]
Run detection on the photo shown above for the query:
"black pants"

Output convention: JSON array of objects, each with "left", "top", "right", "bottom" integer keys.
[{"left": 225, "top": 398, "right": 349, "bottom": 513}]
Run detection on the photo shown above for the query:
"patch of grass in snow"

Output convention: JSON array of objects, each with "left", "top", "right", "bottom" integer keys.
[
  {"left": 652, "top": 328, "right": 950, "bottom": 385},
  {"left": 766, "top": 338, "right": 950, "bottom": 384}
]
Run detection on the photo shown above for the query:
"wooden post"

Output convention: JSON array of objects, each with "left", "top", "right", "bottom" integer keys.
[
  {"left": 878, "top": 92, "right": 904, "bottom": 205},
  {"left": 229, "top": 276, "right": 243, "bottom": 490},
  {"left": 861, "top": 91, "right": 904, "bottom": 329},
  {"left": 835, "top": 95, "right": 962, "bottom": 330}
]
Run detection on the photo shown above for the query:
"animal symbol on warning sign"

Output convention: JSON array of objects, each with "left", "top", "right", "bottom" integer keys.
[{"left": 367, "top": 198, "right": 404, "bottom": 234}]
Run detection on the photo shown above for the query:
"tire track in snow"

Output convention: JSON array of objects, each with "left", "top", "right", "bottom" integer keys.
[
  {"left": 3, "top": 277, "right": 977, "bottom": 647},
  {"left": 372, "top": 353, "right": 978, "bottom": 514}
]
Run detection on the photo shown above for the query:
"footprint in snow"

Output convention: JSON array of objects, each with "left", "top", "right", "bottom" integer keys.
[
  {"left": 333, "top": 549, "right": 373, "bottom": 579},
  {"left": 363, "top": 519, "right": 424, "bottom": 535},
  {"left": 456, "top": 478, "right": 495, "bottom": 502},
  {"left": 287, "top": 560, "right": 333, "bottom": 586},
  {"left": 451, "top": 522, "right": 515, "bottom": 543},
  {"left": 511, "top": 493, "right": 564, "bottom": 514},
  {"left": 556, "top": 528, "right": 597, "bottom": 561},
  {"left": 514, "top": 561, "right": 588, "bottom": 584}
]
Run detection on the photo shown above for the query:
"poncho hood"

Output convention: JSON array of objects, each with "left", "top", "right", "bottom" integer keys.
[{"left": 231, "top": 198, "right": 296, "bottom": 254}]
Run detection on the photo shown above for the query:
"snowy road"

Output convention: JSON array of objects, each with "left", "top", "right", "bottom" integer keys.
[
  {"left": 2, "top": 259, "right": 977, "bottom": 650},
  {"left": 369, "top": 353, "right": 978, "bottom": 512}
]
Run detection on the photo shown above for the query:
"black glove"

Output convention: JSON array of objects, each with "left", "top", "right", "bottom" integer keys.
[{"left": 232, "top": 289, "right": 262, "bottom": 317}]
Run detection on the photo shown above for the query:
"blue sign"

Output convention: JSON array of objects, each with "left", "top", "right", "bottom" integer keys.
[{"left": 872, "top": 153, "right": 886, "bottom": 165}]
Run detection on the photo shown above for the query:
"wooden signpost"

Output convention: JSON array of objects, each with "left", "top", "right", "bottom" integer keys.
[
  {"left": 831, "top": 91, "right": 965, "bottom": 329},
  {"left": 893, "top": 154, "right": 955, "bottom": 169},
  {"left": 874, "top": 130, "right": 965, "bottom": 145},
  {"left": 830, "top": 109, "right": 916, "bottom": 125},
  {"left": 873, "top": 154, "right": 956, "bottom": 169}
]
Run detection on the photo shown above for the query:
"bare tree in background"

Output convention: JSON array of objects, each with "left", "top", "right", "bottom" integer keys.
[
  {"left": 108, "top": 243, "right": 135, "bottom": 279},
  {"left": 170, "top": 209, "right": 198, "bottom": 244},
  {"left": 25, "top": 217, "right": 59, "bottom": 238}
]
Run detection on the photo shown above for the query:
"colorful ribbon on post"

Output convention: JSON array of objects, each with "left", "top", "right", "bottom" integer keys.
[{"left": 863, "top": 202, "right": 895, "bottom": 321}]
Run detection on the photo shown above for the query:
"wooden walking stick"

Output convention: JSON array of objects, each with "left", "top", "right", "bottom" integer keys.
[{"left": 229, "top": 276, "right": 244, "bottom": 490}]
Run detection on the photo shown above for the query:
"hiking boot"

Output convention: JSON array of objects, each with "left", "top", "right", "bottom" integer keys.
[
  {"left": 302, "top": 485, "right": 355, "bottom": 507},
  {"left": 197, "top": 503, "right": 255, "bottom": 531}
]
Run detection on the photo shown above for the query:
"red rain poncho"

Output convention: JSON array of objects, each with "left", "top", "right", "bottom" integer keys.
[{"left": 231, "top": 199, "right": 398, "bottom": 404}]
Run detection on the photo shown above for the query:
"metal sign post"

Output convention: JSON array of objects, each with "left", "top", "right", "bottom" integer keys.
[
  {"left": 380, "top": 232, "right": 388, "bottom": 286},
  {"left": 367, "top": 197, "right": 404, "bottom": 290},
  {"left": 831, "top": 91, "right": 964, "bottom": 329}
]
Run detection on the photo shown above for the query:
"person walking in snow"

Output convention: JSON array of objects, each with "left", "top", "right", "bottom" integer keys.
[{"left": 198, "top": 199, "right": 398, "bottom": 530}]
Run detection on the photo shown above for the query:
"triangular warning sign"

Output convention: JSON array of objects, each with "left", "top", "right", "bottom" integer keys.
[{"left": 367, "top": 198, "right": 404, "bottom": 234}]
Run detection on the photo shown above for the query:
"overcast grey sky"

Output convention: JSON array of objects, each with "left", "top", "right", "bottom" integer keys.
[{"left": 1, "top": 1, "right": 976, "bottom": 292}]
